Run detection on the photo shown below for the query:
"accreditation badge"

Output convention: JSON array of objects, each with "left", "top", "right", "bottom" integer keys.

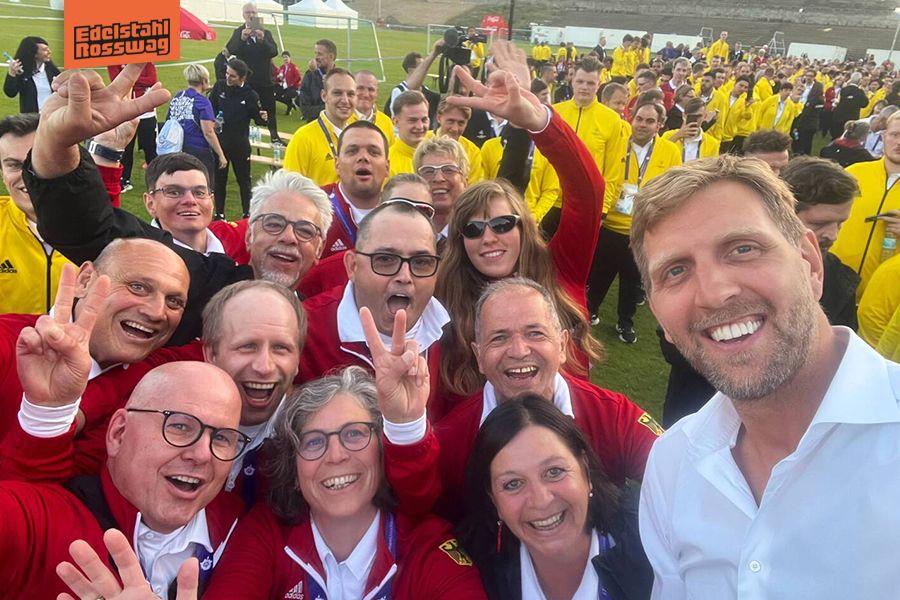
[{"left": 614, "top": 183, "right": 639, "bottom": 216}]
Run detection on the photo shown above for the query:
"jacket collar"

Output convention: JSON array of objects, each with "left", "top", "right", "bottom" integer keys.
[{"left": 480, "top": 372, "right": 573, "bottom": 426}]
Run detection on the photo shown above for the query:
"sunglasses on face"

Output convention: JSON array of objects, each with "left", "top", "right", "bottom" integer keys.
[
  {"left": 461, "top": 215, "right": 521, "bottom": 239},
  {"left": 251, "top": 213, "right": 322, "bottom": 242}
]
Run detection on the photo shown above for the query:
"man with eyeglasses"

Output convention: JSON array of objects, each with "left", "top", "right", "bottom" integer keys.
[
  {"left": 413, "top": 136, "right": 470, "bottom": 243},
  {"left": 23, "top": 64, "right": 332, "bottom": 343},
  {"left": 0, "top": 268, "right": 245, "bottom": 598},
  {"left": 300, "top": 201, "right": 449, "bottom": 408}
]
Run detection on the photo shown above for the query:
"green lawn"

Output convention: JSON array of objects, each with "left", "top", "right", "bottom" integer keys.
[{"left": 2, "top": 2, "right": 838, "bottom": 421}]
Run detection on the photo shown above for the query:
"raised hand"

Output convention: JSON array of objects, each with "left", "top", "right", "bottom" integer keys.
[
  {"left": 447, "top": 65, "right": 548, "bottom": 132},
  {"left": 487, "top": 40, "right": 531, "bottom": 89},
  {"left": 57, "top": 529, "right": 199, "bottom": 600},
  {"left": 359, "top": 307, "right": 429, "bottom": 424},
  {"left": 16, "top": 263, "right": 110, "bottom": 407}
]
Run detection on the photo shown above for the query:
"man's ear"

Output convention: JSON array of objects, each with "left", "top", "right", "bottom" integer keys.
[
  {"left": 471, "top": 341, "right": 486, "bottom": 375},
  {"left": 799, "top": 228, "right": 825, "bottom": 302},
  {"left": 105, "top": 409, "right": 128, "bottom": 458},
  {"left": 75, "top": 261, "right": 96, "bottom": 300},
  {"left": 202, "top": 342, "right": 215, "bottom": 364},
  {"left": 321, "top": 88, "right": 328, "bottom": 104},
  {"left": 144, "top": 192, "right": 157, "bottom": 219},
  {"left": 343, "top": 250, "right": 357, "bottom": 281}
]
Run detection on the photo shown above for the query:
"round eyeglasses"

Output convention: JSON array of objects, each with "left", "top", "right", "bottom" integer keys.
[
  {"left": 126, "top": 408, "right": 251, "bottom": 461},
  {"left": 297, "top": 421, "right": 377, "bottom": 461},
  {"left": 251, "top": 213, "right": 322, "bottom": 242}
]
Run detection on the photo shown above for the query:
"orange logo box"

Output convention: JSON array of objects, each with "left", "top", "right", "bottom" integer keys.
[{"left": 64, "top": 0, "right": 180, "bottom": 68}]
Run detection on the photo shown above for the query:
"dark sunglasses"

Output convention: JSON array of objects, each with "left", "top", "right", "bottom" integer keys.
[{"left": 461, "top": 215, "right": 521, "bottom": 239}]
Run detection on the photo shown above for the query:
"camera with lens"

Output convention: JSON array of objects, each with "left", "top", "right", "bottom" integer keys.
[{"left": 441, "top": 26, "right": 487, "bottom": 66}]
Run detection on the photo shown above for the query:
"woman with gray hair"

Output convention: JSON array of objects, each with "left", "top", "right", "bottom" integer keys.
[
  {"left": 820, "top": 119, "right": 878, "bottom": 167},
  {"left": 204, "top": 366, "right": 489, "bottom": 598},
  {"left": 165, "top": 63, "right": 227, "bottom": 192}
]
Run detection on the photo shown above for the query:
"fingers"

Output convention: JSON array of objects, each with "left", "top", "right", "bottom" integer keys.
[
  {"left": 61, "top": 539, "right": 122, "bottom": 598},
  {"left": 359, "top": 306, "right": 387, "bottom": 357},
  {"left": 391, "top": 309, "right": 407, "bottom": 356},
  {"left": 55, "top": 560, "right": 98, "bottom": 599},
  {"left": 15, "top": 325, "right": 45, "bottom": 358},
  {"left": 73, "top": 274, "right": 110, "bottom": 335},
  {"left": 130, "top": 86, "right": 172, "bottom": 117},
  {"left": 175, "top": 557, "right": 200, "bottom": 600},
  {"left": 66, "top": 71, "right": 93, "bottom": 127},
  {"left": 107, "top": 62, "right": 144, "bottom": 100},
  {"left": 103, "top": 529, "right": 148, "bottom": 589},
  {"left": 453, "top": 65, "right": 488, "bottom": 97},
  {"left": 53, "top": 263, "right": 78, "bottom": 324}
]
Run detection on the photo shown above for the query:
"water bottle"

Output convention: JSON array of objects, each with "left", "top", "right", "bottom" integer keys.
[
  {"left": 882, "top": 231, "right": 897, "bottom": 263},
  {"left": 272, "top": 141, "right": 284, "bottom": 163},
  {"left": 249, "top": 126, "right": 259, "bottom": 144},
  {"left": 214, "top": 111, "right": 224, "bottom": 134}
]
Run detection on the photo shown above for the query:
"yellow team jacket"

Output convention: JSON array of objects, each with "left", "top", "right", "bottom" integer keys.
[
  {"left": 700, "top": 90, "right": 728, "bottom": 140},
  {"left": 357, "top": 109, "right": 395, "bottom": 147},
  {"left": 480, "top": 136, "right": 561, "bottom": 222},
  {"left": 283, "top": 112, "right": 353, "bottom": 186},
  {"left": 875, "top": 302, "right": 900, "bottom": 361},
  {"left": 706, "top": 39, "right": 729, "bottom": 62},
  {"left": 555, "top": 47, "right": 569, "bottom": 62},
  {"left": 466, "top": 41, "right": 486, "bottom": 69},
  {"left": 604, "top": 136, "right": 682, "bottom": 235},
  {"left": 610, "top": 46, "right": 632, "bottom": 78},
  {"left": 831, "top": 159, "right": 900, "bottom": 298},
  {"left": 857, "top": 253, "right": 900, "bottom": 348},
  {"left": 719, "top": 93, "right": 756, "bottom": 142},
  {"left": 861, "top": 88, "right": 887, "bottom": 118},
  {"left": 532, "top": 45, "right": 542, "bottom": 60},
  {"left": 0, "top": 196, "right": 71, "bottom": 315},
  {"left": 538, "top": 45, "right": 553, "bottom": 61},
  {"left": 753, "top": 77, "right": 774, "bottom": 102},
  {"left": 661, "top": 129, "right": 721, "bottom": 161},
  {"left": 387, "top": 131, "right": 434, "bottom": 179},
  {"left": 755, "top": 94, "right": 802, "bottom": 134},
  {"left": 553, "top": 98, "right": 626, "bottom": 212}
]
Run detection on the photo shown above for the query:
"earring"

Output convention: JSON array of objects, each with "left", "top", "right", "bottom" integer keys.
[{"left": 496, "top": 520, "right": 503, "bottom": 553}]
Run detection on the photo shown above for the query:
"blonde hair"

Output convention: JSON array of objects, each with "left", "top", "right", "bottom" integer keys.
[
  {"left": 183, "top": 63, "right": 210, "bottom": 87},
  {"left": 630, "top": 155, "right": 806, "bottom": 290},
  {"left": 413, "top": 135, "right": 470, "bottom": 179}
]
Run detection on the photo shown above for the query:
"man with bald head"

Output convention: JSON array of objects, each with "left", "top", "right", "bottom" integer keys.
[
  {"left": 0, "top": 268, "right": 244, "bottom": 598},
  {"left": 0, "top": 238, "right": 190, "bottom": 441}
]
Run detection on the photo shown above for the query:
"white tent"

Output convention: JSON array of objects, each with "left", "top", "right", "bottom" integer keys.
[
  {"left": 181, "top": 0, "right": 284, "bottom": 24},
  {"left": 324, "top": 0, "right": 358, "bottom": 28},
  {"left": 288, "top": 0, "right": 357, "bottom": 29}
]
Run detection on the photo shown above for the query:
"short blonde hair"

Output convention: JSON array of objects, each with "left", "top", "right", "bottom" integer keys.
[
  {"left": 183, "top": 63, "right": 210, "bottom": 87},
  {"left": 630, "top": 155, "right": 806, "bottom": 290},
  {"left": 413, "top": 135, "right": 470, "bottom": 179}
]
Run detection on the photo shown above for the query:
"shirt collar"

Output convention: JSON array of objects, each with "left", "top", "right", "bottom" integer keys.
[
  {"left": 150, "top": 219, "right": 226, "bottom": 256},
  {"left": 336, "top": 282, "right": 450, "bottom": 350},
  {"left": 134, "top": 508, "right": 213, "bottom": 557},
  {"left": 519, "top": 529, "right": 599, "bottom": 599},
  {"left": 311, "top": 511, "right": 380, "bottom": 581},
  {"left": 480, "top": 373, "right": 572, "bottom": 426}
]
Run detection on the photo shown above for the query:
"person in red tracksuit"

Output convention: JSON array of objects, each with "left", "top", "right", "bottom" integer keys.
[
  {"left": 298, "top": 200, "right": 452, "bottom": 417},
  {"left": 383, "top": 278, "right": 661, "bottom": 522},
  {"left": 203, "top": 367, "right": 487, "bottom": 599},
  {"left": 107, "top": 62, "right": 158, "bottom": 191},
  {"left": 0, "top": 275, "right": 246, "bottom": 598},
  {"left": 435, "top": 57, "right": 604, "bottom": 403}
]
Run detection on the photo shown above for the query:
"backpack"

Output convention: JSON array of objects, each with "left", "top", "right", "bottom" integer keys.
[{"left": 156, "top": 91, "right": 188, "bottom": 154}]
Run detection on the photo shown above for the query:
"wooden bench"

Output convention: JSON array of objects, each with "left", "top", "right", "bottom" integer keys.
[{"left": 250, "top": 154, "right": 284, "bottom": 169}]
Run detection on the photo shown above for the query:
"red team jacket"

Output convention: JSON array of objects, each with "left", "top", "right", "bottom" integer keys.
[
  {"left": 209, "top": 218, "right": 251, "bottom": 264},
  {"left": 203, "top": 503, "right": 487, "bottom": 599}
]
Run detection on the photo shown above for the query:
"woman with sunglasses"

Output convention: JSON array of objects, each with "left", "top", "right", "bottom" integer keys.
[
  {"left": 204, "top": 367, "right": 488, "bottom": 599},
  {"left": 436, "top": 47, "right": 605, "bottom": 398},
  {"left": 459, "top": 397, "right": 652, "bottom": 600}
]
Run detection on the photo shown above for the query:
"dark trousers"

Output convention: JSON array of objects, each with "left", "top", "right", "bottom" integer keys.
[
  {"left": 720, "top": 136, "right": 745, "bottom": 155},
  {"left": 587, "top": 227, "right": 642, "bottom": 329},
  {"left": 121, "top": 117, "right": 158, "bottom": 184},
  {"left": 792, "top": 127, "right": 816, "bottom": 155},
  {"left": 274, "top": 86, "right": 298, "bottom": 111},
  {"left": 253, "top": 84, "right": 279, "bottom": 140},
  {"left": 182, "top": 144, "right": 217, "bottom": 193},
  {"left": 539, "top": 206, "right": 562, "bottom": 241},
  {"left": 215, "top": 139, "right": 252, "bottom": 216}
]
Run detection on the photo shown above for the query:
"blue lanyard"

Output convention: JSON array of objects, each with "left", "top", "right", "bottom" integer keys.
[
  {"left": 239, "top": 447, "right": 259, "bottom": 507},
  {"left": 330, "top": 190, "right": 357, "bottom": 244},
  {"left": 307, "top": 513, "right": 397, "bottom": 599},
  {"left": 317, "top": 115, "right": 339, "bottom": 159},
  {"left": 596, "top": 534, "right": 613, "bottom": 600},
  {"left": 195, "top": 544, "right": 214, "bottom": 588},
  {"left": 624, "top": 138, "right": 655, "bottom": 186}
]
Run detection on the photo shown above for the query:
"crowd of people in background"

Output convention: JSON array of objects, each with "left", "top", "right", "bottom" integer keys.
[{"left": 2, "top": 3, "right": 900, "bottom": 598}]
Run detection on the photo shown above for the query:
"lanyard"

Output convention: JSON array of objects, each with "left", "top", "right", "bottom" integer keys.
[
  {"left": 330, "top": 190, "right": 357, "bottom": 244},
  {"left": 306, "top": 513, "right": 397, "bottom": 599},
  {"left": 596, "top": 534, "right": 613, "bottom": 600},
  {"left": 239, "top": 447, "right": 259, "bottom": 507},
  {"left": 317, "top": 115, "right": 339, "bottom": 159},
  {"left": 858, "top": 171, "right": 899, "bottom": 275},
  {"left": 624, "top": 138, "right": 655, "bottom": 186}
]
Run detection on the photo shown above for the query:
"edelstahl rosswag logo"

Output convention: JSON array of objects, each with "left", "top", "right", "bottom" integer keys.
[{"left": 73, "top": 19, "right": 171, "bottom": 60}]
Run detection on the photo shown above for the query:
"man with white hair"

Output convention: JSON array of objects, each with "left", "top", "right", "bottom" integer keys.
[
  {"left": 831, "top": 71, "right": 869, "bottom": 139},
  {"left": 23, "top": 64, "right": 332, "bottom": 343},
  {"left": 863, "top": 105, "right": 898, "bottom": 158}
]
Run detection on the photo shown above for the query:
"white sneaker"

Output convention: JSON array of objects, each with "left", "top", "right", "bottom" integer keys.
[
  {"left": 590, "top": 314, "right": 600, "bottom": 326},
  {"left": 121, "top": 182, "right": 133, "bottom": 193}
]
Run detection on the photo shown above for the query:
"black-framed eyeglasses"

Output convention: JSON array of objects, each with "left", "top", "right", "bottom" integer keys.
[
  {"left": 149, "top": 185, "right": 212, "bottom": 200},
  {"left": 417, "top": 163, "right": 463, "bottom": 180},
  {"left": 355, "top": 251, "right": 440, "bottom": 277},
  {"left": 126, "top": 409, "right": 250, "bottom": 461},
  {"left": 461, "top": 215, "right": 521, "bottom": 239},
  {"left": 298, "top": 421, "right": 377, "bottom": 461},
  {"left": 251, "top": 213, "right": 322, "bottom": 242},
  {"left": 382, "top": 197, "right": 436, "bottom": 220}
]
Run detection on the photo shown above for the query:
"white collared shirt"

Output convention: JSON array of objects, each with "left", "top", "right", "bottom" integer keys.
[
  {"left": 480, "top": 372, "right": 573, "bottom": 426},
  {"left": 774, "top": 99, "right": 787, "bottom": 124},
  {"left": 520, "top": 530, "right": 603, "bottom": 600},
  {"left": 135, "top": 510, "right": 213, "bottom": 598},
  {"left": 631, "top": 141, "right": 651, "bottom": 166},
  {"left": 487, "top": 112, "right": 508, "bottom": 137},
  {"left": 682, "top": 137, "right": 701, "bottom": 162},
  {"left": 225, "top": 396, "right": 286, "bottom": 491},
  {"left": 311, "top": 511, "right": 380, "bottom": 600},
  {"left": 33, "top": 62, "right": 52, "bottom": 109},
  {"left": 866, "top": 131, "right": 884, "bottom": 157},
  {"left": 150, "top": 219, "right": 226, "bottom": 256},
  {"left": 336, "top": 281, "right": 450, "bottom": 354},
  {"left": 639, "top": 328, "right": 900, "bottom": 600}
]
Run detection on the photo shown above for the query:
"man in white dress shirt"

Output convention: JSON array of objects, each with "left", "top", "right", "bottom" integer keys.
[{"left": 631, "top": 155, "right": 900, "bottom": 599}]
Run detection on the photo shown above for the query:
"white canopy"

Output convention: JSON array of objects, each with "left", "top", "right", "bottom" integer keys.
[
  {"left": 181, "top": 0, "right": 284, "bottom": 24},
  {"left": 288, "top": 0, "right": 358, "bottom": 29}
]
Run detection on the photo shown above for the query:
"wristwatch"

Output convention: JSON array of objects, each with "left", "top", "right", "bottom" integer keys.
[{"left": 85, "top": 138, "right": 125, "bottom": 163}]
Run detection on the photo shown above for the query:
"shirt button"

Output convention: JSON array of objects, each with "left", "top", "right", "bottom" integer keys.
[{"left": 749, "top": 560, "right": 762, "bottom": 573}]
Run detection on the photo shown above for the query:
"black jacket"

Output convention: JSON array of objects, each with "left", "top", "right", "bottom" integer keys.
[
  {"left": 471, "top": 484, "right": 653, "bottom": 600},
  {"left": 298, "top": 68, "right": 325, "bottom": 122},
  {"left": 831, "top": 84, "right": 869, "bottom": 126},
  {"left": 821, "top": 251, "right": 860, "bottom": 331},
  {"left": 793, "top": 81, "right": 825, "bottom": 131},
  {"left": 23, "top": 148, "right": 253, "bottom": 346},
  {"left": 553, "top": 82, "right": 573, "bottom": 104},
  {"left": 4, "top": 62, "right": 60, "bottom": 113},
  {"left": 225, "top": 25, "right": 278, "bottom": 88},
  {"left": 819, "top": 142, "right": 877, "bottom": 168},
  {"left": 210, "top": 80, "right": 266, "bottom": 143},
  {"left": 462, "top": 108, "right": 500, "bottom": 148}
]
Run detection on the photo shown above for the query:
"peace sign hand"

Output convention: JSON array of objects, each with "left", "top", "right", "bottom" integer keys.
[
  {"left": 360, "top": 307, "right": 429, "bottom": 424},
  {"left": 57, "top": 529, "right": 199, "bottom": 600},
  {"left": 16, "top": 263, "right": 110, "bottom": 408}
]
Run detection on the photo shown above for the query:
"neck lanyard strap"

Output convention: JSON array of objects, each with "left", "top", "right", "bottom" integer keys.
[
  {"left": 330, "top": 190, "right": 357, "bottom": 243},
  {"left": 624, "top": 138, "right": 655, "bottom": 185},
  {"left": 317, "top": 115, "right": 339, "bottom": 158}
]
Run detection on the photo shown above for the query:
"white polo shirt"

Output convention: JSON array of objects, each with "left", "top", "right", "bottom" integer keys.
[{"left": 639, "top": 327, "right": 900, "bottom": 600}]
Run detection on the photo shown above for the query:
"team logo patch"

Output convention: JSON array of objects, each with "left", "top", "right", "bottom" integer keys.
[
  {"left": 0, "top": 259, "right": 16, "bottom": 273},
  {"left": 330, "top": 239, "right": 347, "bottom": 252},
  {"left": 439, "top": 538, "right": 473, "bottom": 566},
  {"left": 284, "top": 580, "right": 304, "bottom": 599},
  {"left": 638, "top": 412, "right": 664, "bottom": 436}
]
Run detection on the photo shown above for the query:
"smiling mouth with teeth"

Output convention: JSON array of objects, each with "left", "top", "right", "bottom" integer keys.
[
  {"left": 707, "top": 318, "right": 763, "bottom": 343},
  {"left": 242, "top": 381, "right": 277, "bottom": 400},
  {"left": 166, "top": 474, "right": 202, "bottom": 492},
  {"left": 528, "top": 511, "right": 564, "bottom": 531},
  {"left": 321, "top": 473, "right": 360, "bottom": 490},
  {"left": 121, "top": 320, "right": 156, "bottom": 340},
  {"left": 506, "top": 366, "right": 538, "bottom": 379}
]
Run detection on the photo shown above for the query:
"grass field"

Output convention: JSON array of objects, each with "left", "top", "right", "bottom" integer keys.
[{"left": 2, "top": 1, "right": 837, "bottom": 421}]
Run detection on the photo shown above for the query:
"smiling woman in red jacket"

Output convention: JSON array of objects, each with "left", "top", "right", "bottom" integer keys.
[{"left": 203, "top": 367, "right": 487, "bottom": 599}]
